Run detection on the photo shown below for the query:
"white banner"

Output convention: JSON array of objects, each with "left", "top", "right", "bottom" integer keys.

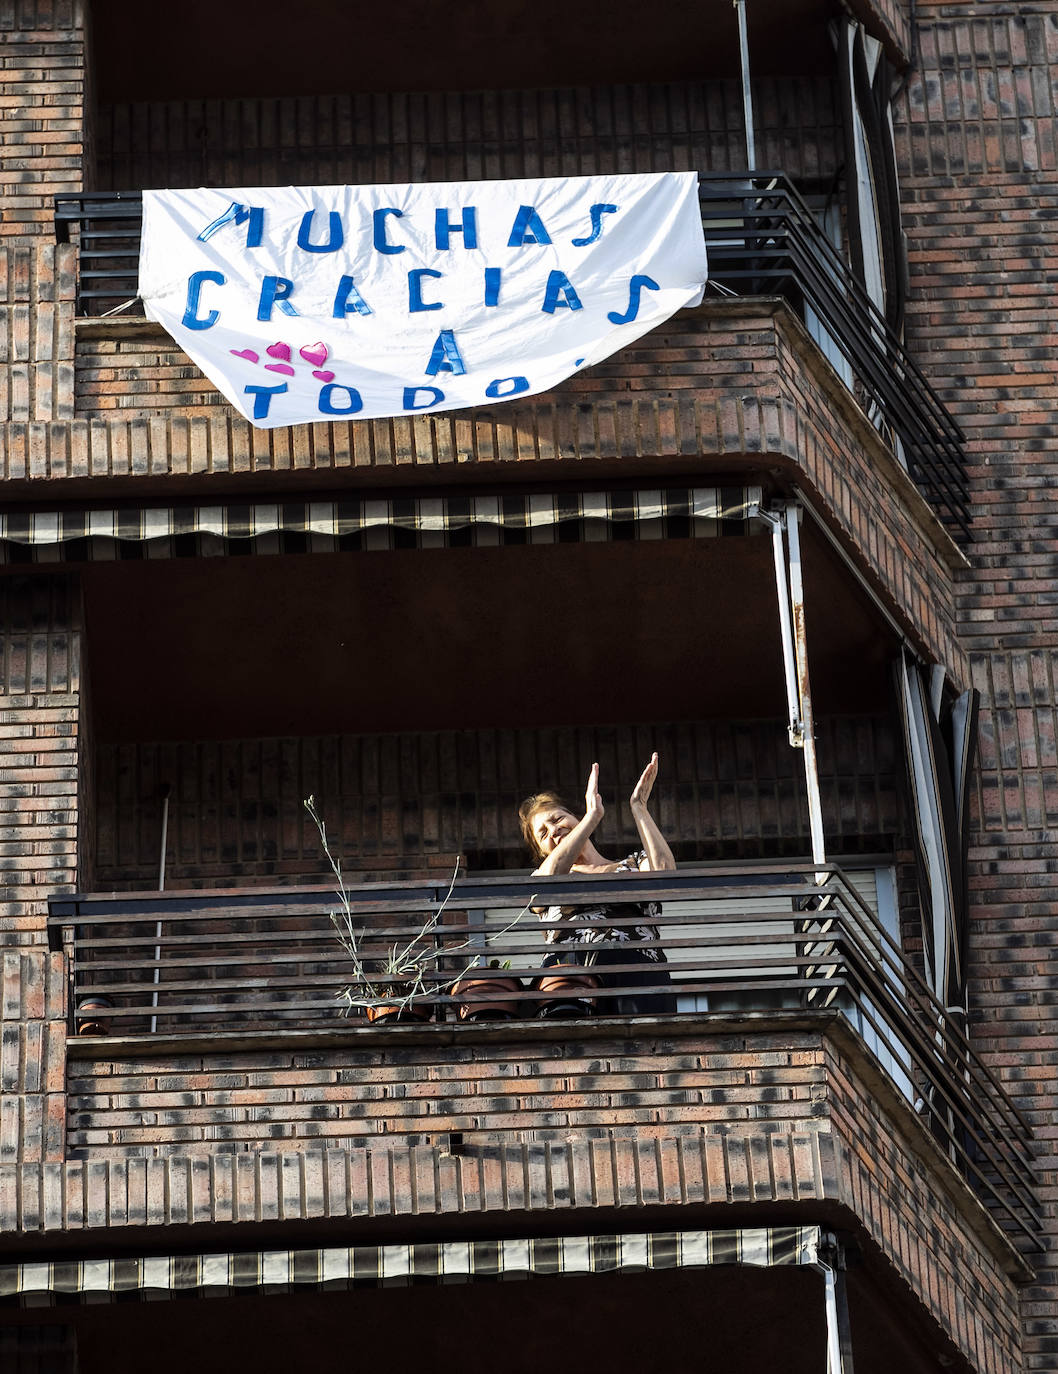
[{"left": 138, "top": 173, "right": 707, "bottom": 428}]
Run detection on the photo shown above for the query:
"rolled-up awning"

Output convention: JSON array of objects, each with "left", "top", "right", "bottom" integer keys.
[
  {"left": 1, "top": 1225, "right": 817, "bottom": 1301},
  {"left": 0, "top": 486, "right": 763, "bottom": 562},
  {"left": 1, "top": 1223, "right": 851, "bottom": 1370}
]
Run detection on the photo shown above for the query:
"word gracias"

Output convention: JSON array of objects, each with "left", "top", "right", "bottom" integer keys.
[{"left": 181, "top": 199, "right": 661, "bottom": 417}]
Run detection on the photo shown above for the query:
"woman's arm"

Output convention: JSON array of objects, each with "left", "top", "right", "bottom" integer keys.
[
  {"left": 532, "top": 763, "right": 605, "bottom": 876},
  {"left": 630, "top": 753, "right": 676, "bottom": 871}
]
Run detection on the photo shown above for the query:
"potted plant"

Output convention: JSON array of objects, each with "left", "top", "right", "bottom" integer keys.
[
  {"left": 75, "top": 994, "right": 115, "bottom": 1036},
  {"left": 451, "top": 958, "right": 523, "bottom": 1021},
  {"left": 532, "top": 960, "right": 600, "bottom": 1019},
  {"left": 305, "top": 796, "right": 527, "bottom": 1023}
]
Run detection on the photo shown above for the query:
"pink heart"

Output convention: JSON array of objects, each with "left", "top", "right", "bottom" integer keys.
[
  {"left": 266, "top": 342, "right": 292, "bottom": 362},
  {"left": 264, "top": 362, "right": 295, "bottom": 376},
  {"left": 300, "top": 342, "right": 329, "bottom": 367},
  {"left": 312, "top": 369, "right": 335, "bottom": 383},
  {"left": 230, "top": 348, "right": 259, "bottom": 364}
]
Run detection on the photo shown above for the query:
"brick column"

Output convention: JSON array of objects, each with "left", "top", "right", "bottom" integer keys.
[
  {"left": 0, "top": 0, "right": 87, "bottom": 237},
  {"left": 0, "top": 1, "right": 85, "bottom": 421},
  {"left": 898, "top": 3, "right": 1058, "bottom": 1364},
  {"left": 0, "top": 574, "right": 87, "bottom": 947},
  {"left": 0, "top": 574, "right": 80, "bottom": 1168}
]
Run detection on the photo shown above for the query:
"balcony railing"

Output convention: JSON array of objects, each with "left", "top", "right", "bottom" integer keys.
[
  {"left": 53, "top": 173, "right": 969, "bottom": 535},
  {"left": 49, "top": 862, "right": 1038, "bottom": 1245}
]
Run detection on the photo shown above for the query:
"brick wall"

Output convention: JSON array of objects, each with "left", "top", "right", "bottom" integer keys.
[
  {"left": 59, "top": 303, "right": 964, "bottom": 679},
  {"left": 1, "top": 240, "right": 77, "bottom": 422},
  {"left": 92, "top": 713, "right": 900, "bottom": 888},
  {"left": 896, "top": 3, "right": 1058, "bottom": 1366},
  {"left": 1, "top": 949, "right": 66, "bottom": 1164},
  {"left": 823, "top": 1031, "right": 1025, "bottom": 1374},
  {"left": 60, "top": 1019, "right": 1024, "bottom": 1374},
  {"left": 64, "top": 1026, "right": 829, "bottom": 1156},
  {"left": 0, "top": 574, "right": 87, "bottom": 946},
  {"left": 0, "top": 0, "right": 85, "bottom": 236},
  {"left": 92, "top": 76, "right": 841, "bottom": 192}
]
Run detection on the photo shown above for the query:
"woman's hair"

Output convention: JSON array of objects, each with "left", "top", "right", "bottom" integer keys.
[{"left": 518, "top": 790, "right": 571, "bottom": 860}]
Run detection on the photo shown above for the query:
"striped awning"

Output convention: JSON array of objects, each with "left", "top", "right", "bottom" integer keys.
[
  {"left": 2, "top": 1225, "right": 820, "bottom": 1304},
  {"left": 0, "top": 486, "right": 764, "bottom": 562}
]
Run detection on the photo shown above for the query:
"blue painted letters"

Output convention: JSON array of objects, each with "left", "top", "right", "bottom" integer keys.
[
  {"left": 373, "top": 207, "right": 405, "bottom": 255},
  {"left": 297, "top": 210, "right": 344, "bottom": 254},
  {"left": 572, "top": 203, "right": 618, "bottom": 247},
  {"left": 435, "top": 207, "right": 478, "bottom": 250},
  {"left": 197, "top": 202, "right": 264, "bottom": 248},
  {"left": 507, "top": 205, "right": 552, "bottom": 247},
  {"left": 408, "top": 269, "right": 444, "bottom": 313},
  {"left": 485, "top": 376, "right": 530, "bottom": 398},
  {"left": 244, "top": 383, "right": 287, "bottom": 419},
  {"left": 182, "top": 270, "right": 225, "bottom": 330},
  {"left": 333, "top": 276, "right": 373, "bottom": 318},
  {"left": 403, "top": 386, "right": 445, "bottom": 410},
  {"left": 607, "top": 274, "right": 660, "bottom": 325},
  {"left": 257, "top": 277, "right": 299, "bottom": 320},
  {"left": 318, "top": 383, "right": 364, "bottom": 415},
  {"left": 541, "top": 270, "right": 583, "bottom": 314},
  {"left": 425, "top": 329, "right": 467, "bottom": 376}
]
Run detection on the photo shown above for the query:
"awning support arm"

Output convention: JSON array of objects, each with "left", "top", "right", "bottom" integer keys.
[
  {"left": 734, "top": 0, "right": 757, "bottom": 171},
  {"left": 759, "top": 507, "right": 804, "bottom": 747},
  {"left": 817, "top": 1233, "right": 857, "bottom": 1374},
  {"left": 761, "top": 502, "right": 827, "bottom": 868}
]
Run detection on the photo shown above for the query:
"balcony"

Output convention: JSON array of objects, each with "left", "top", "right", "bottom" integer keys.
[
  {"left": 53, "top": 173, "right": 969, "bottom": 535},
  {"left": 49, "top": 861, "right": 1039, "bottom": 1248}
]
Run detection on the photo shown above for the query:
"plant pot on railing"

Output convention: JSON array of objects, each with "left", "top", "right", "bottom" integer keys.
[
  {"left": 75, "top": 995, "right": 114, "bottom": 1036},
  {"left": 356, "top": 977, "right": 436, "bottom": 1024},
  {"left": 452, "top": 973, "right": 523, "bottom": 1021},
  {"left": 363, "top": 998, "right": 434, "bottom": 1025},
  {"left": 531, "top": 962, "right": 599, "bottom": 1019}
]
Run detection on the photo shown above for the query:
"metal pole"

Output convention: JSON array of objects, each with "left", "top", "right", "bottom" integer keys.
[
  {"left": 151, "top": 783, "right": 170, "bottom": 1034},
  {"left": 784, "top": 505, "right": 827, "bottom": 869},
  {"left": 761, "top": 509, "right": 803, "bottom": 747},
  {"left": 734, "top": 0, "right": 757, "bottom": 172}
]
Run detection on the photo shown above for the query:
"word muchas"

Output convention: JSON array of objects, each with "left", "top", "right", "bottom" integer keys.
[{"left": 139, "top": 174, "right": 708, "bottom": 428}]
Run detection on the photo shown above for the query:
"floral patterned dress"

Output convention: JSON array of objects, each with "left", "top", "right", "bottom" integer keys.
[
  {"left": 540, "top": 851, "right": 674, "bottom": 1014},
  {"left": 542, "top": 850, "right": 664, "bottom": 962}
]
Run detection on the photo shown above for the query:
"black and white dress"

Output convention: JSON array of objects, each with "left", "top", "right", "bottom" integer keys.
[{"left": 541, "top": 851, "right": 676, "bottom": 1015}]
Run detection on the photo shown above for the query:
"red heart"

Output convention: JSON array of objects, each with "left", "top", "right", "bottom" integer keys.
[
  {"left": 230, "top": 348, "right": 259, "bottom": 364},
  {"left": 264, "top": 362, "right": 295, "bottom": 376},
  {"left": 312, "top": 369, "right": 336, "bottom": 383},
  {"left": 300, "top": 342, "right": 329, "bottom": 367},
  {"left": 266, "top": 341, "right": 292, "bottom": 362}
]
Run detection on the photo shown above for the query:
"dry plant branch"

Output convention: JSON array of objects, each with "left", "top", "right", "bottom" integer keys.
[{"left": 305, "top": 795, "right": 529, "bottom": 1017}]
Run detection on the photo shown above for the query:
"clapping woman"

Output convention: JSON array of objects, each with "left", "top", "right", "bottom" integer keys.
[{"left": 518, "top": 754, "right": 677, "bottom": 1015}]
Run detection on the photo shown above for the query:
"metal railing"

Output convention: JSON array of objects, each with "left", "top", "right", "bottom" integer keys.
[
  {"left": 48, "top": 862, "right": 1038, "bottom": 1245},
  {"left": 53, "top": 173, "right": 969, "bottom": 535}
]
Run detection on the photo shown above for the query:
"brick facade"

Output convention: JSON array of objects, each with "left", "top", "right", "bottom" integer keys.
[
  {"left": 896, "top": 5, "right": 1058, "bottom": 1368},
  {"left": 0, "top": 1, "right": 86, "bottom": 238},
  {"left": 52, "top": 1018, "right": 1024, "bottom": 1372},
  {"left": 1, "top": 0, "right": 1054, "bottom": 1370},
  {"left": 0, "top": 575, "right": 87, "bottom": 944},
  {"left": 91, "top": 714, "right": 900, "bottom": 887}
]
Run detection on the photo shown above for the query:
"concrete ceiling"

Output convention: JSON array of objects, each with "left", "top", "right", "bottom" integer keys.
[
  {"left": 82, "top": 519, "right": 897, "bottom": 742},
  {"left": 89, "top": 0, "right": 841, "bottom": 102}
]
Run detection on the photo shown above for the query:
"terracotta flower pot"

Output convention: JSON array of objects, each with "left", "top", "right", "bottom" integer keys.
[
  {"left": 452, "top": 974, "right": 522, "bottom": 1021},
  {"left": 532, "top": 964, "right": 599, "bottom": 1019},
  {"left": 364, "top": 998, "right": 434, "bottom": 1024},
  {"left": 75, "top": 995, "right": 114, "bottom": 1036}
]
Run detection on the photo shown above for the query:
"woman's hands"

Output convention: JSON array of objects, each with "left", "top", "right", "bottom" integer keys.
[
  {"left": 532, "top": 756, "right": 674, "bottom": 874},
  {"left": 629, "top": 752, "right": 676, "bottom": 871},
  {"left": 585, "top": 761, "right": 604, "bottom": 822},
  {"left": 630, "top": 752, "right": 659, "bottom": 810},
  {"left": 532, "top": 762, "right": 605, "bottom": 876}
]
